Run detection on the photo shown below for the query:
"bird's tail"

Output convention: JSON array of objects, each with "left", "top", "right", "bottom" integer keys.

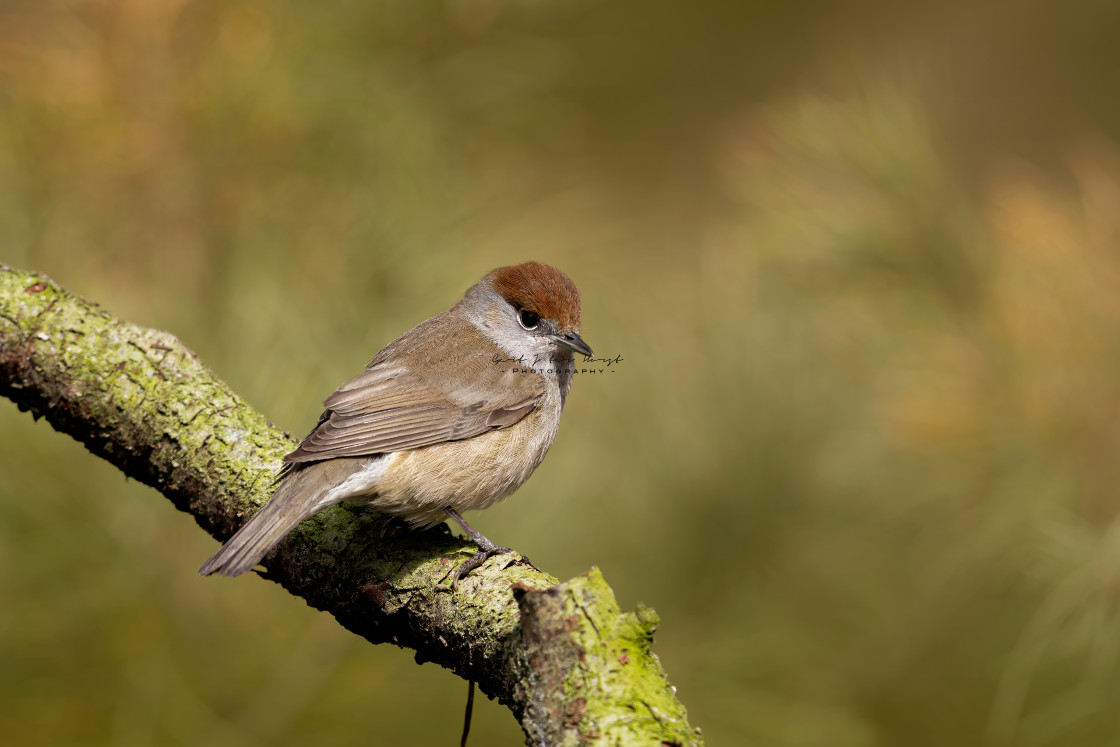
[{"left": 199, "top": 464, "right": 336, "bottom": 577}]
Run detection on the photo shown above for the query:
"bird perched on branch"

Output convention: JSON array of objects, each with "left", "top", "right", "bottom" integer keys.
[{"left": 199, "top": 261, "right": 592, "bottom": 585}]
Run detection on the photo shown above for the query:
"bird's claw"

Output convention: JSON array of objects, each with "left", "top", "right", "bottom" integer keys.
[
  {"left": 440, "top": 507, "right": 535, "bottom": 589},
  {"left": 443, "top": 545, "right": 536, "bottom": 590}
]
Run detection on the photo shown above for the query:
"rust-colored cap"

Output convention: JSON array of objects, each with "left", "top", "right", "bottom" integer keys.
[{"left": 487, "top": 261, "right": 582, "bottom": 330}]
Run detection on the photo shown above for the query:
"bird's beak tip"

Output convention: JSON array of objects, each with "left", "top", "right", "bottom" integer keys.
[{"left": 553, "top": 332, "right": 593, "bottom": 358}]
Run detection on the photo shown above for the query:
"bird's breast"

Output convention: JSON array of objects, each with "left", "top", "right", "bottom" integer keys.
[{"left": 369, "top": 383, "right": 564, "bottom": 527}]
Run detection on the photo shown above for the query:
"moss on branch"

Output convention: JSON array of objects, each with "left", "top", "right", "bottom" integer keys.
[{"left": 0, "top": 264, "right": 703, "bottom": 746}]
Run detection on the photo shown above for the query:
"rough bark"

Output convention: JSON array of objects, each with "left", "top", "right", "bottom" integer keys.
[{"left": 0, "top": 264, "right": 703, "bottom": 747}]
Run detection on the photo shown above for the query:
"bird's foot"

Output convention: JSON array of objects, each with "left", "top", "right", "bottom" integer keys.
[
  {"left": 449, "top": 540, "right": 511, "bottom": 588},
  {"left": 442, "top": 507, "right": 536, "bottom": 589}
]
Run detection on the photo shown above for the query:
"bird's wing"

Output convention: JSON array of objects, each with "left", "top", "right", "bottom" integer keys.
[{"left": 283, "top": 312, "right": 543, "bottom": 463}]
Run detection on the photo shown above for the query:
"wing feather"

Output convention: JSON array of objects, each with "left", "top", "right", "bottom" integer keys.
[{"left": 283, "top": 313, "right": 542, "bottom": 463}]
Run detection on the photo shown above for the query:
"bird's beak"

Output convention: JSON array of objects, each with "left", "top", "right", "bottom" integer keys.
[{"left": 551, "top": 331, "right": 593, "bottom": 358}]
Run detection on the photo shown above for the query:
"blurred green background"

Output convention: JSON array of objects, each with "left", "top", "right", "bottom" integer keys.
[{"left": 4, "top": 1, "right": 1120, "bottom": 745}]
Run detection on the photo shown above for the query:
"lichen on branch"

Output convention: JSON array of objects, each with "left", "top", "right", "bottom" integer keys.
[{"left": 0, "top": 264, "right": 702, "bottom": 746}]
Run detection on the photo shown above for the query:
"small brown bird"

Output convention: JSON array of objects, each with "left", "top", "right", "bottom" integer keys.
[{"left": 199, "top": 261, "right": 591, "bottom": 583}]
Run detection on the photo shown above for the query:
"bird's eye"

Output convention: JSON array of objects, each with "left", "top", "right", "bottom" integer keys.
[{"left": 517, "top": 309, "right": 540, "bottom": 330}]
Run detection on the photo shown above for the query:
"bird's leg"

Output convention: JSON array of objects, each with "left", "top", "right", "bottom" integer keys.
[{"left": 443, "top": 507, "right": 534, "bottom": 586}]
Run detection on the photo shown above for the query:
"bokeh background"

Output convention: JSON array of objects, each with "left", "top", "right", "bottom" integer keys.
[{"left": 4, "top": 1, "right": 1120, "bottom": 745}]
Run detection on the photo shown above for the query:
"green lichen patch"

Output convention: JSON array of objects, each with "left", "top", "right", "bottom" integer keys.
[
  {"left": 542, "top": 568, "right": 704, "bottom": 746},
  {"left": 2, "top": 265, "right": 704, "bottom": 746},
  {"left": 0, "top": 266, "right": 288, "bottom": 531}
]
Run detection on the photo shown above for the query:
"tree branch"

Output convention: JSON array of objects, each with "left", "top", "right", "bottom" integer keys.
[{"left": 0, "top": 265, "right": 703, "bottom": 747}]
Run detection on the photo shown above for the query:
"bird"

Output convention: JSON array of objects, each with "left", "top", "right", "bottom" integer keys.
[{"left": 199, "top": 261, "right": 592, "bottom": 585}]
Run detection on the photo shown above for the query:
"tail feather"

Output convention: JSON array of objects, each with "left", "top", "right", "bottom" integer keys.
[{"left": 199, "top": 465, "right": 331, "bottom": 577}]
